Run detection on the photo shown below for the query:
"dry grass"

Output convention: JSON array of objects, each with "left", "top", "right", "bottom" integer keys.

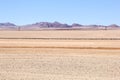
[
  {"left": 0, "top": 39, "right": 120, "bottom": 50},
  {"left": 0, "top": 30, "right": 120, "bottom": 38},
  {"left": 0, "top": 49, "right": 120, "bottom": 80},
  {"left": 0, "top": 30, "right": 120, "bottom": 80}
]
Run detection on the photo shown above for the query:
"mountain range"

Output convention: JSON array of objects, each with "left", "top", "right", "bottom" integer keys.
[{"left": 0, "top": 22, "right": 120, "bottom": 31}]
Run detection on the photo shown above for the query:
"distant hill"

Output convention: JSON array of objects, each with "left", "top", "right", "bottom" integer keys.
[
  {"left": 0, "top": 22, "right": 120, "bottom": 31},
  {"left": 21, "top": 22, "right": 71, "bottom": 30},
  {"left": 0, "top": 22, "right": 17, "bottom": 31}
]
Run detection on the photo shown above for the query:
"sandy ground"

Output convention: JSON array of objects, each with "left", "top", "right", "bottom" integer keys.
[
  {"left": 0, "top": 30, "right": 120, "bottom": 38},
  {"left": 0, "top": 30, "right": 120, "bottom": 80},
  {"left": 0, "top": 48, "right": 120, "bottom": 80}
]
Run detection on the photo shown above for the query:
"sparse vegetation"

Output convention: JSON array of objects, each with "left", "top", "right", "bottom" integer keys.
[{"left": 0, "top": 30, "right": 120, "bottom": 80}]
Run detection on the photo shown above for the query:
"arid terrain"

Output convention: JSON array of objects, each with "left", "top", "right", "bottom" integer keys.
[{"left": 0, "top": 30, "right": 120, "bottom": 80}]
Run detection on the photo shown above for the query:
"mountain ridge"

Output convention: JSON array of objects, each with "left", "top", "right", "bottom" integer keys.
[{"left": 0, "top": 22, "right": 120, "bottom": 31}]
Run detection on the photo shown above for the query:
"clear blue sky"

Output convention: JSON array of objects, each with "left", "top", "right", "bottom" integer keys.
[{"left": 0, "top": 0, "right": 120, "bottom": 25}]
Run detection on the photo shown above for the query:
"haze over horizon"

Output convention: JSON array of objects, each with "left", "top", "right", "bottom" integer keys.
[{"left": 0, "top": 0, "right": 120, "bottom": 25}]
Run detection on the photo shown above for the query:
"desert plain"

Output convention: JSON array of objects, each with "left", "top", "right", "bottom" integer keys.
[{"left": 0, "top": 30, "right": 120, "bottom": 80}]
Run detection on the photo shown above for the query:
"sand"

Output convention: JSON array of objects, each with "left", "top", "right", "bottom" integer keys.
[{"left": 0, "top": 30, "right": 120, "bottom": 80}]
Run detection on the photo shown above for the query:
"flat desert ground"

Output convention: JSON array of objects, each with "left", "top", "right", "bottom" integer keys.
[{"left": 0, "top": 30, "right": 120, "bottom": 80}]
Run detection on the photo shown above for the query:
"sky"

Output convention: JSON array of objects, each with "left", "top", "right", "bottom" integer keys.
[{"left": 0, "top": 0, "right": 120, "bottom": 25}]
